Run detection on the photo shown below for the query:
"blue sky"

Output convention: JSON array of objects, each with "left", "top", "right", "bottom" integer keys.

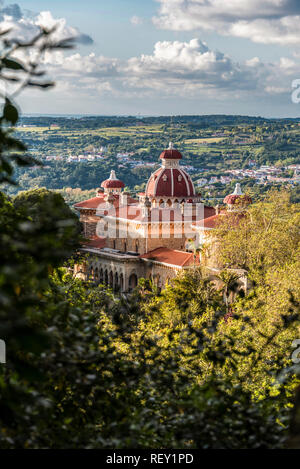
[{"left": 2, "top": 0, "right": 300, "bottom": 116}]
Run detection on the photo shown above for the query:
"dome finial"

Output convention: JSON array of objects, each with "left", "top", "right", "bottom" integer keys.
[
  {"left": 168, "top": 142, "right": 174, "bottom": 150},
  {"left": 233, "top": 183, "right": 243, "bottom": 196},
  {"left": 109, "top": 170, "right": 117, "bottom": 180},
  {"left": 101, "top": 171, "right": 125, "bottom": 191}
]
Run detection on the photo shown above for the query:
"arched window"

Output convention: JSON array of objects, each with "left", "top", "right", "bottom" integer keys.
[
  {"left": 166, "top": 277, "right": 170, "bottom": 286},
  {"left": 153, "top": 274, "right": 161, "bottom": 293},
  {"left": 135, "top": 241, "right": 139, "bottom": 253},
  {"left": 114, "top": 272, "right": 119, "bottom": 291},
  {"left": 88, "top": 267, "right": 94, "bottom": 281},
  {"left": 109, "top": 271, "right": 113, "bottom": 287},
  {"left": 120, "top": 273, "right": 124, "bottom": 292},
  {"left": 129, "top": 273, "right": 138, "bottom": 292},
  {"left": 94, "top": 268, "right": 99, "bottom": 284}
]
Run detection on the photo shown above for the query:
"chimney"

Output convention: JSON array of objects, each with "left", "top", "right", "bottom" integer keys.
[{"left": 120, "top": 191, "right": 130, "bottom": 205}]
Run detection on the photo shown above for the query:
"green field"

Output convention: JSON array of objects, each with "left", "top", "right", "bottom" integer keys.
[
  {"left": 17, "top": 126, "right": 50, "bottom": 132},
  {"left": 16, "top": 124, "right": 165, "bottom": 139},
  {"left": 184, "top": 137, "right": 226, "bottom": 144}
]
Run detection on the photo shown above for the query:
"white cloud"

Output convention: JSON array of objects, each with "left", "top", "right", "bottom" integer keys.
[
  {"left": 38, "top": 37, "right": 280, "bottom": 101},
  {"left": 279, "top": 57, "right": 296, "bottom": 70},
  {"left": 123, "top": 38, "right": 258, "bottom": 93},
  {"left": 36, "top": 35, "right": 300, "bottom": 105},
  {"left": 0, "top": 3, "right": 297, "bottom": 110},
  {"left": 0, "top": 3, "right": 93, "bottom": 45},
  {"left": 130, "top": 15, "right": 143, "bottom": 26},
  {"left": 245, "top": 57, "right": 261, "bottom": 67},
  {"left": 153, "top": 0, "right": 300, "bottom": 45}
]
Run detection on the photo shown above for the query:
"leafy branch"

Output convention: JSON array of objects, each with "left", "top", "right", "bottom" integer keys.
[{"left": 0, "top": 25, "right": 75, "bottom": 184}]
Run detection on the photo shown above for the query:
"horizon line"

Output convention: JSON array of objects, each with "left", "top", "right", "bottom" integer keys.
[{"left": 21, "top": 113, "right": 300, "bottom": 120}]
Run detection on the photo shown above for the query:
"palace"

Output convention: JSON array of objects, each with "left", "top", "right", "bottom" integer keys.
[{"left": 74, "top": 143, "right": 251, "bottom": 292}]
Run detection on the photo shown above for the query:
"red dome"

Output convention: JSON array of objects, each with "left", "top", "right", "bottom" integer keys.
[
  {"left": 101, "top": 170, "right": 125, "bottom": 189},
  {"left": 101, "top": 179, "right": 125, "bottom": 189},
  {"left": 160, "top": 149, "right": 182, "bottom": 160},
  {"left": 223, "top": 184, "right": 252, "bottom": 206},
  {"left": 146, "top": 167, "right": 195, "bottom": 198},
  {"left": 223, "top": 194, "right": 252, "bottom": 205}
]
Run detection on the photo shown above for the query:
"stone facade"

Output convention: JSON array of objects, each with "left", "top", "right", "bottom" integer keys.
[{"left": 79, "top": 249, "right": 142, "bottom": 292}]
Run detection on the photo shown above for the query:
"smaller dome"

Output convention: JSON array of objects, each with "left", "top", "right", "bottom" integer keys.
[
  {"left": 223, "top": 194, "right": 252, "bottom": 205},
  {"left": 101, "top": 170, "right": 125, "bottom": 189},
  {"left": 160, "top": 142, "right": 182, "bottom": 160},
  {"left": 223, "top": 184, "right": 252, "bottom": 205}
]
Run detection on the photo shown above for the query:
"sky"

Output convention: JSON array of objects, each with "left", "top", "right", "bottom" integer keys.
[{"left": 1, "top": 0, "right": 300, "bottom": 117}]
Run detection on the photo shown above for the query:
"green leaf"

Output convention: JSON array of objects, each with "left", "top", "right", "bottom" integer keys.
[
  {"left": 2, "top": 57, "right": 26, "bottom": 71},
  {"left": 3, "top": 99, "right": 19, "bottom": 125},
  {"left": 27, "top": 81, "right": 54, "bottom": 89}
]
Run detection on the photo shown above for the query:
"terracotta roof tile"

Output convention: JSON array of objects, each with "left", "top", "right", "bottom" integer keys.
[
  {"left": 194, "top": 211, "right": 246, "bottom": 229},
  {"left": 74, "top": 195, "right": 137, "bottom": 210},
  {"left": 145, "top": 167, "right": 195, "bottom": 198},
  {"left": 160, "top": 149, "right": 182, "bottom": 160},
  {"left": 75, "top": 195, "right": 216, "bottom": 226},
  {"left": 223, "top": 194, "right": 252, "bottom": 205},
  {"left": 195, "top": 213, "right": 223, "bottom": 229},
  {"left": 101, "top": 179, "right": 125, "bottom": 189},
  {"left": 140, "top": 247, "right": 198, "bottom": 267},
  {"left": 74, "top": 196, "right": 106, "bottom": 209},
  {"left": 82, "top": 236, "right": 106, "bottom": 249}
]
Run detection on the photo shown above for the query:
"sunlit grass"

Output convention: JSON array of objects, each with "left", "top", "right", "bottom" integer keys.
[
  {"left": 15, "top": 124, "right": 166, "bottom": 139},
  {"left": 185, "top": 137, "right": 225, "bottom": 144}
]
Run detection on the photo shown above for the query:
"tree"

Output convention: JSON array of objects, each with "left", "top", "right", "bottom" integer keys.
[
  {"left": 13, "top": 188, "right": 82, "bottom": 262},
  {"left": 216, "top": 269, "right": 241, "bottom": 310},
  {"left": 96, "top": 268, "right": 299, "bottom": 448},
  {"left": 146, "top": 267, "right": 222, "bottom": 327},
  {"left": 214, "top": 190, "right": 300, "bottom": 285},
  {"left": 0, "top": 24, "right": 78, "bottom": 448}
]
